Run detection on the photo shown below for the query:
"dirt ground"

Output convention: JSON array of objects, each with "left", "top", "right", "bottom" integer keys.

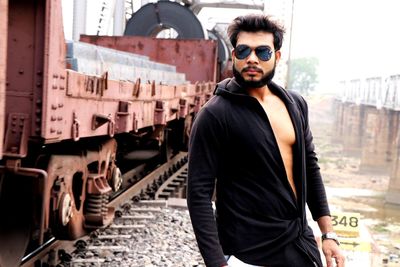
[
  {"left": 307, "top": 94, "right": 400, "bottom": 266},
  {"left": 307, "top": 94, "right": 390, "bottom": 192}
]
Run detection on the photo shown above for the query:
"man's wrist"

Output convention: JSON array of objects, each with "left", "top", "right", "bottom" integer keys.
[{"left": 321, "top": 232, "right": 340, "bottom": 246}]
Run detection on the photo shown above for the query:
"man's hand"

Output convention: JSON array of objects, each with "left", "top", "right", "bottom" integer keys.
[{"left": 322, "top": 239, "right": 345, "bottom": 267}]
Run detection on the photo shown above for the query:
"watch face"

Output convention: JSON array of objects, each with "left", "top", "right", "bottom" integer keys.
[{"left": 326, "top": 233, "right": 338, "bottom": 239}]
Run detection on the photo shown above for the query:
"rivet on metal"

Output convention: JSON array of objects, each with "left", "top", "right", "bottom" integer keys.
[
  {"left": 50, "top": 128, "right": 56, "bottom": 133},
  {"left": 58, "top": 103, "right": 64, "bottom": 108},
  {"left": 51, "top": 116, "right": 57, "bottom": 121},
  {"left": 51, "top": 104, "right": 57, "bottom": 110}
]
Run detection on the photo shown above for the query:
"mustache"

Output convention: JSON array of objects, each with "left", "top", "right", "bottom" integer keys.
[{"left": 242, "top": 66, "right": 263, "bottom": 73}]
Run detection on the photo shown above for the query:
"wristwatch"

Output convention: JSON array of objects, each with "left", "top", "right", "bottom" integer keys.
[{"left": 321, "top": 232, "right": 340, "bottom": 246}]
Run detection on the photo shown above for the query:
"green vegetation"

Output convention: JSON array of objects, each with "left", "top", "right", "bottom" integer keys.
[
  {"left": 287, "top": 57, "right": 319, "bottom": 94},
  {"left": 372, "top": 223, "right": 390, "bottom": 233}
]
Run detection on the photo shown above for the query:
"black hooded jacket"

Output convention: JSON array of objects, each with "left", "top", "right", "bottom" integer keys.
[{"left": 187, "top": 78, "right": 330, "bottom": 267}]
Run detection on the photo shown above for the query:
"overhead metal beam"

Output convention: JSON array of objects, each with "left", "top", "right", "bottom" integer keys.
[{"left": 190, "top": 0, "right": 264, "bottom": 14}]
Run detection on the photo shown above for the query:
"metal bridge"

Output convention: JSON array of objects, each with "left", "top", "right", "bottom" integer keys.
[{"left": 339, "top": 74, "right": 400, "bottom": 110}]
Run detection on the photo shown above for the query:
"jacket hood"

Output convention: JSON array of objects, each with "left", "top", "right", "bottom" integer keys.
[
  {"left": 214, "top": 77, "right": 295, "bottom": 104},
  {"left": 214, "top": 78, "right": 246, "bottom": 96}
]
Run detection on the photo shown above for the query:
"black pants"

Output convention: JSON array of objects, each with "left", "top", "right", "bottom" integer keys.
[{"left": 267, "top": 242, "right": 321, "bottom": 267}]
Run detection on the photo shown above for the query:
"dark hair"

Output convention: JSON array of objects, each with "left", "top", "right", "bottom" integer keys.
[{"left": 227, "top": 14, "right": 285, "bottom": 51}]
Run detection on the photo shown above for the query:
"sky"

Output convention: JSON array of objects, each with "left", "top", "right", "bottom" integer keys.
[
  {"left": 290, "top": 0, "right": 400, "bottom": 88},
  {"left": 62, "top": 0, "right": 400, "bottom": 90}
]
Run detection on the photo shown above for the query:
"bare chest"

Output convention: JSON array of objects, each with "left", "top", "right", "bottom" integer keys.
[{"left": 260, "top": 98, "right": 296, "bottom": 146}]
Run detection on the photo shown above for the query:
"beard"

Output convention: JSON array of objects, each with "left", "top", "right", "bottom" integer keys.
[{"left": 233, "top": 61, "right": 276, "bottom": 89}]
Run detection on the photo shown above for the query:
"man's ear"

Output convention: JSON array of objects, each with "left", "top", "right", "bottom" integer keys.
[
  {"left": 275, "top": 50, "right": 281, "bottom": 63},
  {"left": 231, "top": 48, "right": 236, "bottom": 64}
]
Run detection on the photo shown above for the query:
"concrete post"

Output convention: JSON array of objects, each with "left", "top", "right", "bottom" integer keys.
[
  {"left": 331, "top": 100, "right": 345, "bottom": 143},
  {"left": 385, "top": 110, "right": 400, "bottom": 204},
  {"left": 341, "top": 103, "right": 364, "bottom": 156},
  {"left": 72, "top": 0, "right": 87, "bottom": 41},
  {"left": 359, "top": 107, "right": 391, "bottom": 174}
]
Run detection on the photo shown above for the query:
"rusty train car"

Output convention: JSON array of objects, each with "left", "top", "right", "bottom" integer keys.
[{"left": 0, "top": 0, "right": 217, "bottom": 265}]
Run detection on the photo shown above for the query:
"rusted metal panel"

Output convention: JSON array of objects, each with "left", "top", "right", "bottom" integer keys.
[
  {"left": 40, "top": 0, "right": 68, "bottom": 141},
  {"left": 80, "top": 35, "right": 218, "bottom": 84},
  {"left": 3, "top": 0, "right": 69, "bottom": 144},
  {"left": 10, "top": 0, "right": 46, "bottom": 130},
  {"left": 43, "top": 69, "right": 213, "bottom": 143},
  {"left": 0, "top": 0, "right": 8, "bottom": 159},
  {"left": 3, "top": 113, "right": 29, "bottom": 157},
  {"left": 4, "top": 0, "right": 46, "bottom": 156}
]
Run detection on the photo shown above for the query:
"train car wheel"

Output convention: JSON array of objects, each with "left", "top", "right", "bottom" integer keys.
[
  {"left": 59, "top": 193, "right": 73, "bottom": 226},
  {"left": 110, "top": 166, "right": 122, "bottom": 192},
  {"left": 46, "top": 155, "right": 88, "bottom": 240}
]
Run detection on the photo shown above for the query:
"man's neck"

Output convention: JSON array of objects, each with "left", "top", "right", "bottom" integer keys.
[{"left": 247, "top": 85, "right": 273, "bottom": 102}]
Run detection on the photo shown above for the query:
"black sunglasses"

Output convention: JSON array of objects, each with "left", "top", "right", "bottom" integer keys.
[{"left": 234, "top": 45, "right": 274, "bottom": 61}]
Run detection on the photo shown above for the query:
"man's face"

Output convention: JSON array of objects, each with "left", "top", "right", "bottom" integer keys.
[{"left": 232, "top": 31, "right": 281, "bottom": 88}]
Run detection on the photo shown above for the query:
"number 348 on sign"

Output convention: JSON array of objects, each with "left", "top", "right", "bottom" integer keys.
[{"left": 331, "top": 211, "right": 360, "bottom": 238}]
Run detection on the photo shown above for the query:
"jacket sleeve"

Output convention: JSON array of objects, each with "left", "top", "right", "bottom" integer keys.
[
  {"left": 187, "top": 107, "right": 227, "bottom": 267},
  {"left": 297, "top": 95, "right": 331, "bottom": 220}
]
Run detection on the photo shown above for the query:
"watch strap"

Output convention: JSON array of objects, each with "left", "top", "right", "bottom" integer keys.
[{"left": 321, "top": 232, "right": 340, "bottom": 246}]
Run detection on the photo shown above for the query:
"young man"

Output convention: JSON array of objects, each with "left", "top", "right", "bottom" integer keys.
[{"left": 187, "top": 14, "right": 344, "bottom": 267}]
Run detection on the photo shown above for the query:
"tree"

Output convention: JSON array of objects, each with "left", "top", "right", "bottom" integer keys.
[{"left": 287, "top": 57, "right": 319, "bottom": 94}]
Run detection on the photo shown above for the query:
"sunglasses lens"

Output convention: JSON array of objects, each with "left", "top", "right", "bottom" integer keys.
[
  {"left": 235, "top": 45, "right": 273, "bottom": 61},
  {"left": 235, "top": 45, "right": 251, "bottom": 60},
  {"left": 255, "top": 46, "right": 272, "bottom": 61}
]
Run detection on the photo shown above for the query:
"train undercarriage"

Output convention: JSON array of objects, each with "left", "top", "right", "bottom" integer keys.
[{"left": 0, "top": 119, "right": 189, "bottom": 267}]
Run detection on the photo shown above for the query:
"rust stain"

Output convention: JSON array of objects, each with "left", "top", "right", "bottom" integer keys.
[
  {"left": 199, "top": 49, "right": 206, "bottom": 63},
  {"left": 175, "top": 43, "right": 180, "bottom": 54},
  {"left": 138, "top": 41, "right": 144, "bottom": 50}
]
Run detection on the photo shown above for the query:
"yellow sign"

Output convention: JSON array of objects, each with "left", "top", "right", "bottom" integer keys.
[
  {"left": 331, "top": 211, "right": 360, "bottom": 238},
  {"left": 338, "top": 237, "right": 371, "bottom": 252}
]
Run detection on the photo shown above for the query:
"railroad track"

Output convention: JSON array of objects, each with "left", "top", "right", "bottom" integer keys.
[
  {"left": 50, "top": 198, "right": 203, "bottom": 267},
  {"left": 21, "top": 152, "right": 192, "bottom": 267}
]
